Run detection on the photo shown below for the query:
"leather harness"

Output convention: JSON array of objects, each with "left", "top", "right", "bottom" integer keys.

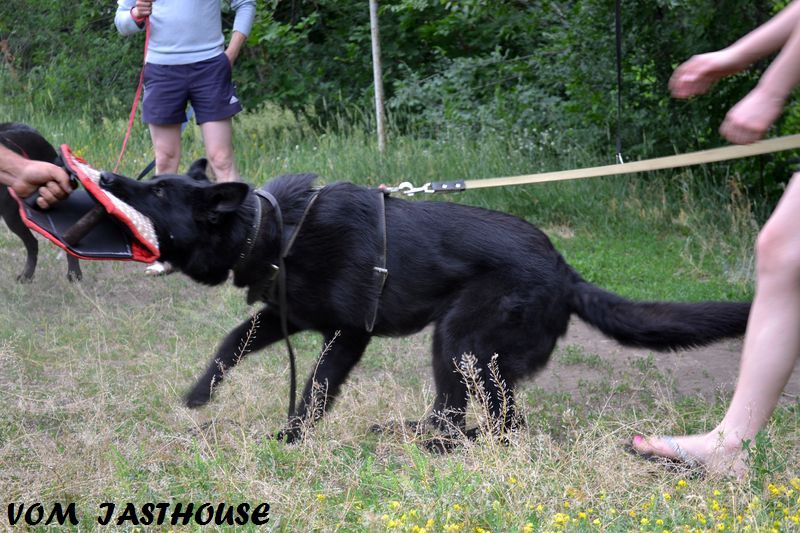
[{"left": 232, "top": 185, "right": 389, "bottom": 418}]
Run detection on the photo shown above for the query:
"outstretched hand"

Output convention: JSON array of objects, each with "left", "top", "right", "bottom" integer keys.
[
  {"left": 719, "top": 87, "right": 785, "bottom": 144},
  {"left": 669, "top": 50, "right": 748, "bottom": 99}
]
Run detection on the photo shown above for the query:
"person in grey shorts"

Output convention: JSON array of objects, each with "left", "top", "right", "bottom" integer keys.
[
  {"left": 115, "top": 0, "right": 256, "bottom": 183},
  {"left": 116, "top": 0, "right": 255, "bottom": 275}
]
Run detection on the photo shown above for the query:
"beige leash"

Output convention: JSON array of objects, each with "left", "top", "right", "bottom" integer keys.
[{"left": 384, "top": 134, "right": 800, "bottom": 195}]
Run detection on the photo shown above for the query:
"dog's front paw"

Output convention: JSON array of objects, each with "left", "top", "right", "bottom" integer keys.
[
  {"left": 274, "top": 426, "right": 304, "bottom": 444},
  {"left": 184, "top": 387, "right": 211, "bottom": 408},
  {"left": 16, "top": 271, "right": 34, "bottom": 284}
]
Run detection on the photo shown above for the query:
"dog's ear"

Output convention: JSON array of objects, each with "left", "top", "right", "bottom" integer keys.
[
  {"left": 187, "top": 158, "right": 211, "bottom": 182},
  {"left": 200, "top": 183, "right": 251, "bottom": 221}
]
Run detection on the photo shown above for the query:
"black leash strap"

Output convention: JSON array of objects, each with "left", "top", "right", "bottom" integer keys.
[
  {"left": 614, "top": 0, "right": 624, "bottom": 164},
  {"left": 253, "top": 189, "right": 298, "bottom": 420}
]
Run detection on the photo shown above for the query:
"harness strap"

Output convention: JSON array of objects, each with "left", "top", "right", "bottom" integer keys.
[
  {"left": 283, "top": 190, "right": 321, "bottom": 257},
  {"left": 365, "top": 191, "right": 388, "bottom": 332}
]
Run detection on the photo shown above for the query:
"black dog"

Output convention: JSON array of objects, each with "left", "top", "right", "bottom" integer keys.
[
  {"left": 100, "top": 160, "right": 750, "bottom": 444},
  {"left": 0, "top": 123, "right": 81, "bottom": 282}
]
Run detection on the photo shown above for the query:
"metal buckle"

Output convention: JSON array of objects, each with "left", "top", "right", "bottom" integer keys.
[{"left": 381, "top": 181, "right": 433, "bottom": 196}]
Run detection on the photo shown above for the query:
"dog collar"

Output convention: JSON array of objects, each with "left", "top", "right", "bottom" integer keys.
[
  {"left": 232, "top": 187, "right": 321, "bottom": 306},
  {"left": 233, "top": 191, "right": 263, "bottom": 273}
]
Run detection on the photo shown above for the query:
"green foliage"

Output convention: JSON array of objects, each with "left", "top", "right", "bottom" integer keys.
[{"left": 2, "top": 0, "right": 798, "bottom": 198}]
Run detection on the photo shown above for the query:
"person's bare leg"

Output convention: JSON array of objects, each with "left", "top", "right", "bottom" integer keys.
[
  {"left": 199, "top": 118, "right": 238, "bottom": 182},
  {"left": 145, "top": 123, "right": 182, "bottom": 275},
  {"left": 632, "top": 173, "right": 800, "bottom": 478},
  {"left": 148, "top": 123, "right": 182, "bottom": 174}
]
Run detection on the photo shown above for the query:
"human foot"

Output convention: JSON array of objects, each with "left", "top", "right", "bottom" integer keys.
[{"left": 628, "top": 434, "right": 748, "bottom": 479}]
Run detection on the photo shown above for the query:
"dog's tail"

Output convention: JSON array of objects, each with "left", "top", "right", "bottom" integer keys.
[{"left": 568, "top": 273, "right": 750, "bottom": 350}]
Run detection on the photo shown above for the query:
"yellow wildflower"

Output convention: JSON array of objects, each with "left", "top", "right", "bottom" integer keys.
[
  {"left": 453, "top": 504, "right": 462, "bottom": 512},
  {"left": 677, "top": 479, "right": 687, "bottom": 488},
  {"left": 389, "top": 501, "right": 401, "bottom": 511},
  {"left": 316, "top": 494, "right": 326, "bottom": 502}
]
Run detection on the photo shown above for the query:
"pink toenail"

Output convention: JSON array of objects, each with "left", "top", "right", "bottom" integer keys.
[{"left": 633, "top": 435, "right": 643, "bottom": 445}]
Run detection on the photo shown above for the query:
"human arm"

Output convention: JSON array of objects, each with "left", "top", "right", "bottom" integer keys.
[
  {"left": 115, "top": 0, "right": 150, "bottom": 36},
  {"left": 0, "top": 145, "right": 73, "bottom": 208},
  {"left": 671, "top": 0, "right": 800, "bottom": 99},
  {"left": 224, "top": 31, "right": 248, "bottom": 65},
  {"left": 225, "top": 0, "right": 256, "bottom": 65},
  {"left": 720, "top": 16, "right": 800, "bottom": 144}
]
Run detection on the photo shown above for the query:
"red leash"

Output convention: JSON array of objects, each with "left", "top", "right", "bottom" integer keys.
[{"left": 114, "top": 16, "right": 150, "bottom": 173}]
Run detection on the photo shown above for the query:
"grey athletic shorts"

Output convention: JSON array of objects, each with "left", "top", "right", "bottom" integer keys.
[{"left": 142, "top": 53, "right": 243, "bottom": 125}]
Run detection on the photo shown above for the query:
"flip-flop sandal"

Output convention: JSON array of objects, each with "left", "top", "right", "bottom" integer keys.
[{"left": 624, "top": 435, "right": 704, "bottom": 478}]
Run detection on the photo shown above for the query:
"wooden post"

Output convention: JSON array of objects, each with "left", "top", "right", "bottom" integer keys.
[{"left": 369, "top": 0, "right": 387, "bottom": 153}]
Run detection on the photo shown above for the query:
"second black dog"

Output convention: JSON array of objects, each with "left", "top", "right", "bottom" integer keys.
[
  {"left": 0, "top": 122, "right": 81, "bottom": 282},
  {"left": 100, "top": 161, "right": 750, "bottom": 444}
]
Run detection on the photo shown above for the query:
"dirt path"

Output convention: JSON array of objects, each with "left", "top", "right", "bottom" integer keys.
[{"left": 535, "top": 318, "right": 800, "bottom": 404}]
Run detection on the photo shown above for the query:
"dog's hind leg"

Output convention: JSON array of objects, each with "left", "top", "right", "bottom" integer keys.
[
  {"left": 428, "top": 325, "right": 469, "bottom": 434},
  {"left": 278, "top": 329, "right": 371, "bottom": 443},
  {"left": 185, "top": 308, "right": 298, "bottom": 408}
]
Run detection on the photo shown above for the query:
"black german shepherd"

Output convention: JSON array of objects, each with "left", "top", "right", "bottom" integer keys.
[
  {"left": 0, "top": 123, "right": 82, "bottom": 281},
  {"left": 100, "top": 160, "right": 750, "bottom": 444}
]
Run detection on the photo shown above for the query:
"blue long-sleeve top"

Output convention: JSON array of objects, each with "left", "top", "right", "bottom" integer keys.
[{"left": 115, "top": 0, "right": 256, "bottom": 65}]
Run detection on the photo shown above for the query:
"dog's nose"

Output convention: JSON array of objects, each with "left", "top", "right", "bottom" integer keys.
[{"left": 99, "top": 172, "right": 116, "bottom": 188}]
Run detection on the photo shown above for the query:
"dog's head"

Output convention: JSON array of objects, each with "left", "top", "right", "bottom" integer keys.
[{"left": 100, "top": 159, "right": 252, "bottom": 285}]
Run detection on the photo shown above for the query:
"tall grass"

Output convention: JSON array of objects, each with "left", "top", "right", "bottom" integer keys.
[{"left": 1, "top": 102, "right": 792, "bottom": 532}]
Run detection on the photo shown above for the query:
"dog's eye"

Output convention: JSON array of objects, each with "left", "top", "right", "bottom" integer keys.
[{"left": 152, "top": 185, "right": 165, "bottom": 199}]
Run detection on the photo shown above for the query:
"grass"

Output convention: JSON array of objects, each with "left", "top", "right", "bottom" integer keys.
[{"left": 1, "top": 102, "right": 798, "bottom": 531}]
